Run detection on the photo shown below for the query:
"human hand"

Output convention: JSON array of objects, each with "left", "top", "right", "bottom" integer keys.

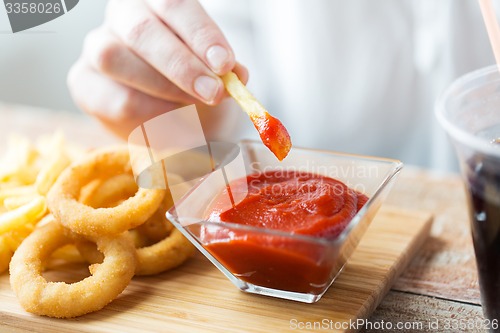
[{"left": 68, "top": 0, "right": 248, "bottom": 138}]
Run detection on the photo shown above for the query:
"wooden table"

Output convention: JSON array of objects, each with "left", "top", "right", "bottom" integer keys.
[
  {"left": 369, "top": 169, "right": 486, "bottom": 332},
  {"left": 0, "top": 103, "right": 489, "bottom": 332}
]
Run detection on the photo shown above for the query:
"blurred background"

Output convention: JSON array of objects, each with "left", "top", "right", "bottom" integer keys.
[
  {"left": 0, "top": 1, "right": 497, "bottom": 171},
  {"left": 0, "top": 1, "right": 106, "bottom": 112}
]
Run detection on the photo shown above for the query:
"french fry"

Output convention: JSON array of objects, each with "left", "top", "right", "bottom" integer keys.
[
  {"left": 0, "top": 132, "right": 84, "bottom": 275},
  {"left": 0, "top": 181, "right": 25, "bottom": 190},
  {"left": 35, "top": 213, "right": 56, "bottom": 228},
  {"left": 2, "top": 223, "right": 35, "bottom": 251},
  {"left": 0, "top": 223, "right": 36, "bottom": 274},
  {"left": 35, "top": 151, "right": 71, "bottom": 195},
  {"left": 0, "top": 237, "right": 13, "bottom": 274},
  {"left": 36, "top": 130, "right": 65, "bottom": 156},
  {"left": 0, "top": 135, "right": 39, "bottom": 184},
  {"left": 222, "top": 72, "right": 292, "bottom": 161},
  {"left": 3, "top": 195, "right": 38, "bottom": 211},
  {"left": 0, "top": 185, "right": 36, "bottom": 205},
  {"left": 0, "top": 196, "right": 46, "bottom": 234}
]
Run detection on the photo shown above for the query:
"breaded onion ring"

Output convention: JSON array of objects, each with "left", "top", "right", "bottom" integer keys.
[
  {"left": 78, "top": 173, "right": 170, "bottom": 247},
  {"left": 47, "top": 148, "right": 165, "bottom": 236},
  {"left": 77, "top": 175, "right": 195, "bottom": 276},
  {"left": 80, "top": 174, "right": 138, "bottom": 209},
  {"left": 77, "top": 227, "right": 194, "bottom": 276},
  {"left": 9, "top": 219, "right": 136, "bottom": 318},
  {"left": 134, "top": 228, "right": 194, "bottom": 276},
  {"left": 135, "top": 197, "right": 174, "bottom": 243}
]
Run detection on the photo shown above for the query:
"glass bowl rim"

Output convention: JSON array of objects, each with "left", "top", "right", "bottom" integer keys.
[{"left": 167, "top": 140, "right": 403, "bottom": 246}]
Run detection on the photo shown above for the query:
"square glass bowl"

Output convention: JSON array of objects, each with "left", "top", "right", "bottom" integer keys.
[{"left": 167, "top": 140, "right": 402, "bottom": 303}]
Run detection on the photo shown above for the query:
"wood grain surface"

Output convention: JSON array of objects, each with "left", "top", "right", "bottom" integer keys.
[
  {"left": 366, "top": 291, "right": 487, "bottom": 333},
  {"left": 0, "top": 206, "right": 431, "bottom": 333},
  {"left": 387, "top": 170, "right": 480, "bottom": 305}
]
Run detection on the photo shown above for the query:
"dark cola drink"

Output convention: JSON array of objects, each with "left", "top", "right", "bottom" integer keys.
[{"left": 464, "top": 152, "right": 500, "bottom": 326}]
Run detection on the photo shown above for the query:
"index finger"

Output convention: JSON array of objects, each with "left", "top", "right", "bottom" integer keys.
[{"left": 145, "top": 0, "right": 235, "bottom": 75}]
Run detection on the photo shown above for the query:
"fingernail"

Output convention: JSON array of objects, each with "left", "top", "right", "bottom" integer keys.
[
  {"left": 206, "top": 45, "right": 229, "bottom": 72},
  {"left": 194, "top": 76, "right": 219, "bottom": 103}
]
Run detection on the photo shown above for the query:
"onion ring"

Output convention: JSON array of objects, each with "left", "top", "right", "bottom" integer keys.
[
  {"left": 48, "top": 244, "right": 86, "bottom": 265},
  {"left": 76, "top": 175, "right": 195, "bottom": 276},
  {"left": 9, "top": 218, "right": 136, "bottom": 318},
  {"left": 134, "top": 178, "right": 195, "bottom": 275},
  {"left": 135, "top": 195, "right": 174, "bottom": 243},
  {"left": 77, "top": 227, "right": 194, "bottom": 276},
  {"left": 80, "top": 173, "right": 138, "bottom": 209},
  {"left": 78, "top": 173, "right": 170, "bottom": 247},
  {"left": 136, "top": 215, "right": 173, "bottom": 243},
  {"left": 134, "top": 228, "right": 194, "bottom": 276},
  {"left": 47, "top": 147, "right": 165, "bottom": 236},
  {"left": 128, "top": 228, "right": 150, "bottom": 248}
]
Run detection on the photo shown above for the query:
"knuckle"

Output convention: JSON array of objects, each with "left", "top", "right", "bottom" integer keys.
[
  {"left": 157, "top": 0, "right": 186, "bottom": 12},
  {"left": 88, "top": 87, "right": 136, "bottom": 123},
  {"left": 190, "top": 25, "right": 219, "bottom": 47},
  {"left": 123, "top": 16, "right": 154, "bottom": 45},
  {"left": 83, "top": 27, "right": 121, "bottom": 74},
  {"left": 94, "top": 41, "right": 121, "bottom": 74},
  {"left": 165, "top": 53, "right": 192, "bottom": 80},
  {"left": 67, "top": 60, "right": 135, "bottom": 122}
]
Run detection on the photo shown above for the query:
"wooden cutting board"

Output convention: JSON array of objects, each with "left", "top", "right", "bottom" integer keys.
[{"left": 0, "top": 206, "right": 432, "bottom": 333}]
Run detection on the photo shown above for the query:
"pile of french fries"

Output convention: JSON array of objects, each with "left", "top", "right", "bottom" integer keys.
[{"left": 0, "top": 132, "right": 84, "bottom": 272}]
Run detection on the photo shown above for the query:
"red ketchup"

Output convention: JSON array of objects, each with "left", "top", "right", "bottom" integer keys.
[
  {"left": 251, "top": 113, "right": 291, "bottom": 161},
  {"left": 202, "top": 170, "right": 369, "bottom": 294}
]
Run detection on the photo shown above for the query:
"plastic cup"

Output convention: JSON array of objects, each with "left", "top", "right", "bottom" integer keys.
[{"left": 436, "top": 64, "right": 500, "bottom": 330}]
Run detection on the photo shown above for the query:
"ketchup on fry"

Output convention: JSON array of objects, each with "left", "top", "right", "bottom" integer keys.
[
  {"left": 251, "top": 113, "right": 291, "bottom": 161},
  {"left": 202, "top": 170, "right": 368, "bottom": 294}
]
